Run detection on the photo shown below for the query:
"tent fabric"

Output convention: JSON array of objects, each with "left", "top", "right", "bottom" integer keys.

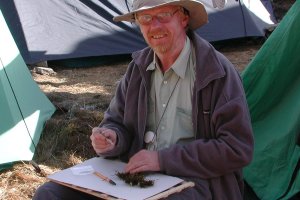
[
  {"left": 0, "top": 9, "right": 56, "bottom": 171},
  {"left": 199, "top": 0, "right": 276, "bottom": 41},
  {"left": 242, "top": 0, "right": 300, "bottom": 199},
  {"left": 0, "top": 0, "right": 276, "bottom": 65}
]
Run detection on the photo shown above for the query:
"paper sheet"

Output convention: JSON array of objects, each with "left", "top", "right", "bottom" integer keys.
[{"left": 48, "top": 157, "right": 183, "bottom": 200}]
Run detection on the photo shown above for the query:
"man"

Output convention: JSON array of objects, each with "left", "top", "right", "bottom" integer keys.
[
  {"left": 33, "top": 0, "right": 253, "bottom": 199},
  {"left": 92, "top": 0, "right": 254, "bottom": 199}
]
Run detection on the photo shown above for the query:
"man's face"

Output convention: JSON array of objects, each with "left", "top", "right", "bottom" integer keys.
[{"left": 136, "top": 5, "right": 189, "bottom": 55}]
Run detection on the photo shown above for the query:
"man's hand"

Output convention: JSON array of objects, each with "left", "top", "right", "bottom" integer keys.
[
  {"left": 90, "top": 127, "right": 117, "bottom": 154},
  {"left": 125, "top": 150, "right": 160, "bottom": 174}
]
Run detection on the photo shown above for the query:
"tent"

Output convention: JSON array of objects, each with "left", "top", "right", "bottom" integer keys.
[
  {"left": 0, "top": 0, "right": 276, "bottom": 65},
  {"left": 242, "top": 0, "right": 300, "bottom": 199},
  {"left": 0, "top": 9, "right": 55, "bottom": 171}
]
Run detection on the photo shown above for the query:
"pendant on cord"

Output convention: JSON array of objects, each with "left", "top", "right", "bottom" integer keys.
[{"left": 144, "top": 131, "right": 156, "bottom": 144}]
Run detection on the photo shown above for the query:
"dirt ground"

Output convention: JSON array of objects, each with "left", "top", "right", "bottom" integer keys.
[{"left": 0, "top": 0, "right": 295, "bottom": 199}]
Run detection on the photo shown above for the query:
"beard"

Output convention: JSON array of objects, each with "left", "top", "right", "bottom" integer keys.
[{"left": 152, "top": 44, "right": 171, "bottom": 54}]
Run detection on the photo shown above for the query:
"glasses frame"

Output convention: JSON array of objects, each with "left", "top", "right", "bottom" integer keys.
[{"left": 135, "top": 8, "right": 183, "bottom": 26}]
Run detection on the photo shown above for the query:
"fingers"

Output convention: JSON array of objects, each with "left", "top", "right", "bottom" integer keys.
[
  {"left": 125, "top": 150, "right": 160, "bottom": 174},
  {"left": 125, "top": 161, "right": 149, "bottom": 174},
  {"left": 90, "top": 127, "right": 116, "bottom": 154},
  {"left": 98, "top": 128, "right": 116, "bottom": 145}
]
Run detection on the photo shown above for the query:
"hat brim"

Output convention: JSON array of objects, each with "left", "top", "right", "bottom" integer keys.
[{"left": 113, "top": 0, "right": 208, "bottom": 30}]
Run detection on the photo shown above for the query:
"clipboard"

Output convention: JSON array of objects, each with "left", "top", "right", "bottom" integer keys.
[
  {"left": 47, "top": 157, "right": 195, "bottom": 200},
  {"left": 49, "top": 179, "right": 195, "bottom": 200}
]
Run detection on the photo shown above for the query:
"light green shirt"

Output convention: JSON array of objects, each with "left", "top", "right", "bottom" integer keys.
[{"left": 146, "top": 37, "right": 196, "bottom": 150}]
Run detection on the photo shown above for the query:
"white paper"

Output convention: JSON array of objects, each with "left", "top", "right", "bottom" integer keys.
[
  {"left": 48, "top": 157, "right": 183, "bottom": 200},
  {"left": 70, "top": 165, "right": 94, "bottom": 175}
]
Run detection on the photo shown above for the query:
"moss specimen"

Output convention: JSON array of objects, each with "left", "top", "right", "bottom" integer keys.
[{"left": 116, "top": 172, "right": 154, "bottom": 188}]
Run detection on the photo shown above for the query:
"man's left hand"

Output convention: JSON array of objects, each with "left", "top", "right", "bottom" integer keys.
[{"left": 125, "top": 150, "right": 160, "bottom": 174}]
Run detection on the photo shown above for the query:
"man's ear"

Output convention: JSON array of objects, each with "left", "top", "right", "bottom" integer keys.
[
  {"left": 181, "top": 14, "right": 189, "bottom": 29},
  {"left": 178, "top": 8, "right": 189, "bottom": 29}
]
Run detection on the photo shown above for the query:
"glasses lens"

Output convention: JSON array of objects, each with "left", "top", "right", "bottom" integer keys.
[
  {"left": 137, "top": 14, "right": 152, "bottom": 25},
  {"left": 156, "top": 12, "right": 173, "bottom": 23},
  {"left": 136, "top": 9, "right": 180, "bottom": 25}
]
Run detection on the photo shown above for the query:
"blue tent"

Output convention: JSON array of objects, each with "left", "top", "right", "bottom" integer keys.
[{"left": 0, "top": 0, "right": 276, "bottom": 65}]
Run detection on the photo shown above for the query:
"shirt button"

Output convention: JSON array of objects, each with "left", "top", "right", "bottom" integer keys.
[
  {"left": 163, "top": 81, "right": 167, "bottom": 84},
  {"left": 162, "top": 103, "right": 166, "bottom": 107}
]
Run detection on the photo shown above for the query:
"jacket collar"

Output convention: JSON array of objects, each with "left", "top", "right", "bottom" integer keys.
[
  {"left": 188, "top": 31, "right": 226, "bottom": 90},
  {"left": 132, "top": 31, "right": 226, "bottom": 91}
]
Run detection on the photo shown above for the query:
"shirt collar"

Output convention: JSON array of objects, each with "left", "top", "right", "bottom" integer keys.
[{"left": 146, "top": 37, "right": 191, "bottom": 79}]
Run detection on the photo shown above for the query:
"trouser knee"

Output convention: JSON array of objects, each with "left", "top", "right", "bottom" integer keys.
[{"left": 33, "top": 182, "right": 60, "bottom": 200}]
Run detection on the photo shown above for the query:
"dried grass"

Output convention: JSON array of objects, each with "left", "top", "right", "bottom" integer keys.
[{"left": 0, "top": 63, "right": 128, "bottom": 199}]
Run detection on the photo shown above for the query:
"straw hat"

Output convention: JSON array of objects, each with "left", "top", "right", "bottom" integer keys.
[{"left": 113, "top": 0, "right": 208, "bottom": 30}]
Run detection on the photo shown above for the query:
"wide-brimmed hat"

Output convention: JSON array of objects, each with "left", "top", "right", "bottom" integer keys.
[{"left": 113, "top": 0, "right": 208, "bottom": 30}]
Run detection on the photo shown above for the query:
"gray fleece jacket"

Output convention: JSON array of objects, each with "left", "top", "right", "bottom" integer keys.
[{"left": 100, "top": 31, "right": 254, "bottom": 199}]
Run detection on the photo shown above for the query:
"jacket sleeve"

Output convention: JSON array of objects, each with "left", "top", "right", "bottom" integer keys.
[
  {"left": 158, "top": 61, "right": 254, "bottom": 179},
  {"left": 98, "top": 62, "right": 135, "bottom": 158}
]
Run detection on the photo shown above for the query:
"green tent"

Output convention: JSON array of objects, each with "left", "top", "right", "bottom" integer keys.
[
  {"left": 0, "top": 9, "right": 55, "bottom": 171},
  {"left": 242, "top": 0, "right": 300, "bottom": 199}
]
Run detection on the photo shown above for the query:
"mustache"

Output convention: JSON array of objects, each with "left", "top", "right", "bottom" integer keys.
[{"left": 147, "top": 29, "right": 168, "bottom": 37}]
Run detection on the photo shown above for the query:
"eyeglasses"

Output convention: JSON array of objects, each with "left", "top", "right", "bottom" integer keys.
[{"left": 135, "top": 9, "right": 182, "bottom": 25}]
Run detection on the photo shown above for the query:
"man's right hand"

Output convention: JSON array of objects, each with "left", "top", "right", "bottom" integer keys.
[{"left": 90, "top": 127, "right": 117, "bottom": 154}]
